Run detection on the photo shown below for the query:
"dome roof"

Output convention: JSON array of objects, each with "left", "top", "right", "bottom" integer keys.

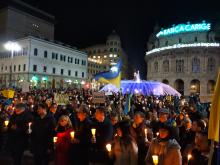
[{"left": 107, "top": 30, "right": 121, "bottom": 41}]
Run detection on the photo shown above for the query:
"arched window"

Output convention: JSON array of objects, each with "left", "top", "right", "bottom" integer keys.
[
  {"left": 207, "top": 57, "right": 215, "bottom": 72},
  {"left": 192, "top": 57, "right": 200, "bottom": 73},
  {"left": 154, "top": 61, "right": 158, "bottom": 72},
  {"left": 163, "top": 60, "right": 169, "bottom": 72}
]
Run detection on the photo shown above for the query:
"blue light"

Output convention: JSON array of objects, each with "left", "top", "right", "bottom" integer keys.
[{"left": 156, "top": 21, "right": 211, "bottom": 37}]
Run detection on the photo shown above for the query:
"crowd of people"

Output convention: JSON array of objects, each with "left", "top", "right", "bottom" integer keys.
[{"left": 0, "top": 88, "right": 218, "bottom": 165}]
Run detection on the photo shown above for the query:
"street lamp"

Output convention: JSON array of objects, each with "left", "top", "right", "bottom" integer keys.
[{"left": 4, "top": 41, "right": 21, "bottom": 87}]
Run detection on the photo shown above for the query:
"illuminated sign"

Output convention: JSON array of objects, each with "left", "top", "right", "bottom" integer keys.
[
  {"left": 146, "top": 43, "right": 220, "bottom": 55},
  {"left": 156, "top": 21, "right": 211, "bottom": 37}
]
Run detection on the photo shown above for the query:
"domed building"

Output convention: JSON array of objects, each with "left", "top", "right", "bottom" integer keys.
[
  {"left": 145, "top": 21, "right": 220, "bottom": 100},
  {"left": 82, "top": 31, "right": 128, "bottom": 80}
]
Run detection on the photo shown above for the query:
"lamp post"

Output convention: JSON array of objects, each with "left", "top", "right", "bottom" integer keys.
[{"left": 4, "top": 41, "right": 21, "bottom": 87}]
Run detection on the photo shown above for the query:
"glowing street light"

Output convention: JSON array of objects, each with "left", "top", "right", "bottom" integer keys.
[{"left": 4, "top": 41, "right": 21, "bottom": 87}]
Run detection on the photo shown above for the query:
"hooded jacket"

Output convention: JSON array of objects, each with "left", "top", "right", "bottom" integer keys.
[{"left": 146, "top": 138, "right": 182, "bottom": 165}]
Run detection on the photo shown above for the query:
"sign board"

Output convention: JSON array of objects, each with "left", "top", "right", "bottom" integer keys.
[
  {"left": 105, "top": 91, "right": 113, "bottom": 96},
  {"left": 54, "top": 93, "right": 69, "bottom": 105},
  {"left": 21, "top": 81, "right": 30, "bottom": 93},
  {"left": 92, "top": 92, "right": 105, "bottom": 104}
]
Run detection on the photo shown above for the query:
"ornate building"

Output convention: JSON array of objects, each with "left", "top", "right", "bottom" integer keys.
[
  {"left": 82, "top": 31, "right": 128, "bottom": 81},
  {"left": 145, "top": 21, "right": 220, "bottom": 99}
]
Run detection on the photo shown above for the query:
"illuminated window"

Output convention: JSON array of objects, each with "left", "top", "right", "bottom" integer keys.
[
  {"left": 109, "top": 54, "right": 113, "bottom": 57},
  {"left": 93, "top": 56, "right": 96, "bottom": 58},
  {"left": 104, "top": 55, "right": 107, "bottom": 58}
]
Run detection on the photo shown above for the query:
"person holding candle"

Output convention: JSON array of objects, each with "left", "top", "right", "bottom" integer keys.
[
  {"left": 70, "top": 104, "right": 92, "bottom": 165},
  {"left": 89, "top": 106, "right": 113, "bottom": 165},
  {"left": 145, "top": 123, "right": 182, "bottom": 165},
  {"left": 31, "top": 103, "right": 56, "bottom": 165},
  {"left": 55, "top": 115, "right": 73, "bottom": 165},
  {"left": 7, "top": 103, "right": 33, "bottom": 165},
  {"left": 111, "top": 120, "right": 138, "bottom": 165}
]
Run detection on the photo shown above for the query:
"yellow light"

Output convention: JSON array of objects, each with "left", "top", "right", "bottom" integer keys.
[
  {"left": 152, "top": 155, "right": 158, "bottom": 165},
  {"left": 53, "top": 136, "right": 58, "bottom": 143},
  {"left": 91, "top": 128, "right": 96, "bottom": 136},
  {"left": 106, "top": 143, "right": 112, "bottom": 152},
  {"left": 70, "top": 131, "right": 75, "bottom": 139},
  {"left": 4, "top": 120, "right": 9, "bottom": 127},
  {"left": 187, "top": 154, "right": 192, "bottom": 161}
]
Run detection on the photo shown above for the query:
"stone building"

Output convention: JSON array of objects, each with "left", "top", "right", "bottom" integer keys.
[{"left": 145, "top": 21, "right": 220, "bottom": 99}]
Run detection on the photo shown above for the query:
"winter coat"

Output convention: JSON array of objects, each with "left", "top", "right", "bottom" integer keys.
[
  {"left": 113, "top": 137, "right": 138, "bottom": 165},
  {"left": 8, "top": 110, "right": 33, "bottom": 152},
  {"left": 146, "top": 138, "right": 182, "bottom": 165},
  {"left": 55, "top": 128, "right": 72, "bottom": 165},
  {"left": 31, "top": 113, "right": 56, "bottom": 155}
]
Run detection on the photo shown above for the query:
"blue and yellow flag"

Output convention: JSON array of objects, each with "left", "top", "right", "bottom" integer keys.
[
  {"left": 94, "top": 60, "right": 122, "bottom": 88},
  {"left": 124, "top": 94, "right": 132, "bottom": 115},
  {"left": 208, "top": 69, "right": 220, "bottom": 142}
]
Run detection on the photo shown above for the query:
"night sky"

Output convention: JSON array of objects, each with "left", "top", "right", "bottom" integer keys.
[{"left": 21, "top": 0, "right": 220, "bottom": 79}]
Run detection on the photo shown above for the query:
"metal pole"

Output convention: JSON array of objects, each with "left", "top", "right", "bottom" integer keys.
[{"left": 9, "top": 50, "right": 14, "bottom": 87}]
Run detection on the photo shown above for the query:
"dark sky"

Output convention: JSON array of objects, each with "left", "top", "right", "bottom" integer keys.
[{"left": 22, "top": 0, "right": 220, "bottom": 79}]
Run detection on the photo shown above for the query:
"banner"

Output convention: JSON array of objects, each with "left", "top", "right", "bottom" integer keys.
[
  {"left": 92, "top": 92, "right": 105, "bottom": 104},
  {"left": 1, "top": 89, "right": 15, "bottom": 98}
]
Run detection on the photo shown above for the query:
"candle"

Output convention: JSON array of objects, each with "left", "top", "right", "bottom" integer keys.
[
  {"left": 70, "top": 131, "right": 75, "bottom": 139},
  {"left": 106, "top": 143, "right": 112, "bottom": 152},
  {"left": 156, "top": 132, "right": 159, "bottom": 136},
  {"left": 4, "top": 120, "right": 9, "bottom": 127},
  {"left": 53, "top": 137, "right": 58, "bottom": 143},
  {"left": 145, "top": 128, "right": 148, "bottom": 141},
  {"left": 28, "top": 122, "right": 32, "bottom": 134},
  {"left": 21, "top": 97, "right": 23, "bottom": 102},
  {"left": 187, "top": 154, "right": 192, "bottom": 162},
  {"left": 152, "top": 155, "right": 158, "bottom": 165},
  {"left": 31, "top": 105, "right": 34, "bottom": 108},
  {"left": 91, "top": 128, "right": 96, "bottom": 137}
]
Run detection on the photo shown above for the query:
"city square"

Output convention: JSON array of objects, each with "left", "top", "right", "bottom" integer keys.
[{"left": 0, "top": 0, "right": 219, "bottom": 165}]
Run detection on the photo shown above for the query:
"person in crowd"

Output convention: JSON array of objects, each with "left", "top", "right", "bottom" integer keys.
[
  {"left": 71, "top": 104, "right": 91, "bottom": 165},
  {"left": 89, "top": 106, "right": 113, "bottom": 165},
  {"left": 111, "top": 120, "right": 138, "bottom": 165},
  {"left": 31, "top": 103, "right": 56, "bottom": 165},
  {"left": 191, "top": 119, "right": 206, "bottom": 132},
  {"left": 55, "top": 115, "right": 73, "bottom": 165},
  {"left": 110, "top": 112, "right": 119, "bottom": 136},
  {"left": 7, "top": 103, "right": 33, "bottom": 165},
  {"left": 145, "top": 123, "right": 182, "bottom": 165},
  {"left": 187, "top": 131, "right": 210, "bottom": 165},
  {"left": 130, "top": 111, "right": 149, "bottom": 165},
  {"left": 49, "top": 103, "right": 59, "bottom": 123},
  {"left": 176, "top": 112, "right": 185, "bottom": 127}
]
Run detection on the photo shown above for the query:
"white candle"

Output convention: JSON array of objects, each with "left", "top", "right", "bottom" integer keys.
[
  {"left": 145, "top": 128, "right": 148, "bottom": 141},
  {"left": 106, "top": 143, "right": 112, "bottom": 152},
  {"left": 156, "top": 132, "right": 159, "bottom": 136},
  {"left": 4, "top": 120, "right": 9, "bottom": 127},
  {"left": 187, "top": 154, "right": 192, "bottom": 161},
  {"left": 70, "top": 131, "right": 75, "bottom": 139},
  {"left": 28, "top": 122, "right": 32, "bottom": 134},
  {"left": 152, "top": 155, "right": 158, "bottom": 165},
  {"left": 91, "top": 128, "right": 96, "bottom": 137},
  {"left": 53, "top": 136, "right": 58, "bottom": 143}
]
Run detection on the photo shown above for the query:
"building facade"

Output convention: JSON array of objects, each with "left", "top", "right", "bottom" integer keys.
[
  {"left": 0, "top": 36, "right": 87, "bottom": 88},
  {"left": 0, "top": 0, "right": 88, "bottom": 88},
  {"left": 145, "top": 21, "right": 220, "bottom": 98},
  {"left": 82, "top": 31, "right": 128, "bottom": 81}
]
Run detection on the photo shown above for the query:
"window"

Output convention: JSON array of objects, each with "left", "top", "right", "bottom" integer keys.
[
  {"left": 33, "top": 65, "right": 37, "bottom": 72},
  {"left": 176, "top": 59, "right": 184, "bottom": 73},
  {"left": 34, "top": 48, "right": 38, "bottom": 56},
  {"left": 52, "top": 52, "right": 55, "bottom": 59},
  {"left": 207, "top": 57, "right": 215, "bottom": 72},
  {"left": 114, "top": 48, "right": 117, "bottom": 52},
  {"left": 14, "top": 65, "right": 16, "bottom": 72},
  {"left": 195, "top": 37, "right": 198, "bottom": 42},
  {"left": 154, "top": 61, "right": 158, "bottom": 72},
  {"left": 61, "top": 69, "right": 64, "bottom": 75},
  {"left": 68, "top": 70, "right": 71, "bottom": 76},
  {"left": 43, "top": 66, "right": 47, "bottom": 73},
  {"left": 165, "top": 41, "right": 168, "bottom": 46},
  {"left": 179, "top": 38, "right": 182, "bottom": 43},
  {"left": 163, "top": 60, "right": 169, "bottom": 72},
  {"left": 60, "top": 55, "right": 63, "bottom": 61},
  {"left": 56, "top": 53, "right": 58, "bottom": 60},
  {"left": 192, "top": 57, "right": 200, "bottom": 73},
  {"left": 18, "top": 65, "right": 21, "bottom": 71},
  {"left": 75, "top": 71, "right": 78, "bottom": 77},
  {"left": 53, "top": 68, "right": 56, "bottom": 74},
  {"left": 82, "top": 72, "right": 84, "bottom": 78},
  {"left": 110, "top": 41, "right": 113, "bottom": 46},
  {"left": 63, "top": 56, "right": 66, "bottom": 62},
  {"left": 5, "top": 66, "right": 7, "bottom": 71},
  {"left": 44, "top": 51, "right": 47, "bottom": 58},
  {"left": 23, "top": 64, "right": 26, "bottom": 71},
  {"left": 114, "top": 42, "right": 117, "bottom": 46},
  {"left": 110, "top": 48, "right": 113, "bottom": 52}
]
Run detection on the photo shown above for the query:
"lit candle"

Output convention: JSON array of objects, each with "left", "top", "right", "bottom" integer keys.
[
  {"left": 156, "top": 132, "right": 159, "bottom": 136},
  {"left": 53, "top": 136, "right": 58, "bottom": 143},
  {"left": 70, "top": 131, "right": 75, "bottom": 140},
  {"left": 28, "top": 122, "right": 32, "bottom": 134},
  {"left": 106, "top": 143, "right": 112, "bottom": 152},
  {"left": 152, "top": 155, "right": 158, "bottom": 165},
  {"left": 31, "top": 105, "right": 34, "bottom": 108},
  {"left": 21, "top": 97, "right": 23, "bottom": 102},
  {"left": 91, "top": 128, "right": 96, "bottom": 137},
  {"left": 144, "top": 128, "right": 148, "bottom": 141},
  {"left": 187, "top": 154, "right": 192, "bottom": 162},
  {"left": 4, "top": 120, "right": 9, "bottom": 127}
]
